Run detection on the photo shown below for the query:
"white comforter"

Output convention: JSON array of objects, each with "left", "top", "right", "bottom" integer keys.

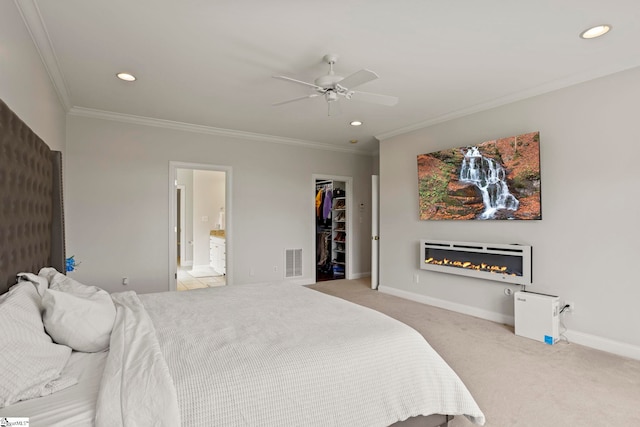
[{"left": 96, "top": 283, "right": 485, "bottom": 426}]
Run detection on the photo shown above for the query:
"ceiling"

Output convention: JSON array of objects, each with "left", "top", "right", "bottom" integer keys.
[{"left": 19, "top": 0, "right": 640, "bottom": 153}]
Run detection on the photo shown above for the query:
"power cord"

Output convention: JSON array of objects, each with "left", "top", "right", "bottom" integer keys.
[{"left": 558, "top": 304, "right": 571, "bottom": 343}]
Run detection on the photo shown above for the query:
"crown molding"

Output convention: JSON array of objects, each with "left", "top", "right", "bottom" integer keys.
[
  {"left": 15, "top": 0, "right": 72, "bottom": 110},
  {"left": 376, "top": 59, "right": 640, "bottom": 141},
  {"left": 69, "top": 107, "right": 374, "bottom": 156}
]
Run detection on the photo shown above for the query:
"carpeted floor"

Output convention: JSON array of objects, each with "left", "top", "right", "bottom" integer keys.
[{"left": 307, "top": 278, "right": 640, "bottom": 427}]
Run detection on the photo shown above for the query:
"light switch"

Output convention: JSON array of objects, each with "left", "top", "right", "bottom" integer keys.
[{"left": 201, "top": 216, "right": 209, "bottom": 222}]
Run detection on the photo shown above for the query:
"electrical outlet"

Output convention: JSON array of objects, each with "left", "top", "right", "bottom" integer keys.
[
  {"left": 273, "top": 266, "right": 278, "bottom": 273},
  {"left": 122, "top": 277, "right": 129, "bottom": 286},
  {"left": 565, "top": 301, "right": 575, "bottom": 314}
]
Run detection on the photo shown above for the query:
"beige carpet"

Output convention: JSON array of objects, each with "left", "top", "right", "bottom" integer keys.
[{"left": 307, "top": 278, "right": 640, "bottom": 427}]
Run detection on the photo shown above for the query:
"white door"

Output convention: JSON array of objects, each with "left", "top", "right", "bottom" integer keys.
[{"left": 371, "top": 175, "right": 379, "bottom": 289}]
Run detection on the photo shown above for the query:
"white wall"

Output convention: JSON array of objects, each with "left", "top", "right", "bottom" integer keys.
[
  {"left": 65, "top": 115, "right": 373, "bottom": 294},
  {"left": 0, "top": 1, "right": 66, "bottom": 153},
  {"left": 379, "top": 66, "right": 640, "bottom": 357}
]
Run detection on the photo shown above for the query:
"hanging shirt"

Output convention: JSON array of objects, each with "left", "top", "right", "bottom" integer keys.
[
  {"left": 316, "top": 189, "right": 323, "bottom": 218},
  {"left": 323, "top": 188, "right": 333, "bottom": 220}
]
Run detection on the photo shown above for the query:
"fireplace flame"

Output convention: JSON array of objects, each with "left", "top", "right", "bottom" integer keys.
[{"left": 424, "top": 258, "right": 515, "bottom": 276}]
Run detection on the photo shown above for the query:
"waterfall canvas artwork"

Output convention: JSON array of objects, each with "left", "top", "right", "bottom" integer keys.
[{"left": 417, "top": 131, "right": 541, "bottom": 220}]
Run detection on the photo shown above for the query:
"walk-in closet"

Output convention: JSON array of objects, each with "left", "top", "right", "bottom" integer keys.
[{"left": 315, "top": 179, "right": 347, "bottom": 282}]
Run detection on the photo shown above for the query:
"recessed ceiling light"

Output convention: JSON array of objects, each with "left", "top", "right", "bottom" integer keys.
[
  {"left": 350, "top": 120, "right": 362, "bottom": 126},
  {"left": 350, "top": 139, "right": 358, "bottom": 144},
  {"left": 580, "top": 24, "right": 611, "bottom": 39},
  {"left": 116, "top": 72, "right": 136, "bottom": 82}
]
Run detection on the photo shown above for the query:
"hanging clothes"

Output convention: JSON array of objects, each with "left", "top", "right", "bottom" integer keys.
[
  {"left": 316, "top": 231, "right": 331, "bottom": 268},
  {"left": 322, "top": 187, "right": 333, "bottom": 220},
  {"left": 316, "top": 188, "right": 323, "bottom": 218}
]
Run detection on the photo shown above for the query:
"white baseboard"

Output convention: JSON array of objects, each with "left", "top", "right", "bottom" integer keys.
[
  {"left": 180, "top": 260, "right": 193, "bottom": 267},
  {"left": 350, "top": 272, "right": 371, "bottom": 280},
  {"left": 564, "top": 330, "right": 640, "bottom": 360},
  {"left": 378, "top": 285, "right": 640, "bottom": 361},
  {"left": 378, "top": 285, "right": 514, "bottom": 325}
]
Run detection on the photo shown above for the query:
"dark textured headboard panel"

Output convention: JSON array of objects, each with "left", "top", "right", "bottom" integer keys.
[{"left": 0, "top": 98, "right": 65, "bottom": 293}]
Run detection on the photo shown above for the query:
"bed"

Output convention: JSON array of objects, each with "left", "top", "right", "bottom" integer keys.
[{"left": 0, "top": 98, "right": 485, "bottom": 426}]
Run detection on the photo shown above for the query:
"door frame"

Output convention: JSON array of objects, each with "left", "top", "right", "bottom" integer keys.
[
  {"left": 176, "top": 184, "right": 187, "bottom": 266},
  {"left": 312, "top": 174, "right": 353, "bottom": 282},
  {"left": 169, "top": 161, "right": 232, "bottom": 291},
  {"left": 371, "top": 175, "right": 379, "bottom": 289}
]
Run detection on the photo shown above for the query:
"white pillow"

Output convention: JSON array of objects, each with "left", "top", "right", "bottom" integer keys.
[
  {"left": 0, "top": 282, "right": 77, "bottom": 408},
  {"left": 38, "top": 267, "right": 60, "bottom": 285},
  {"left": 41, "top": 273, "right": 116, "bottom": 353},
  {"left": 16, "top": 272, "right": 48, "bottom": 297}
]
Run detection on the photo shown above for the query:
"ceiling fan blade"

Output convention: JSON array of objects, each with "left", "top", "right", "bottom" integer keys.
[
  {"left": 337, "top": 69, "right": 379, "bottom": 90},
  {"left": 351, "top": 90, "right": 399, "bottom": 106},
  {"left": 273, "top": 75, "right": 322, "bottom": 90},
  {"left": 272, "top": 94, "right": 320, "bottom": 106}
]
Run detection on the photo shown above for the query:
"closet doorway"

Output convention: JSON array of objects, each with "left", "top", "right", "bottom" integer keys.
[
  {"left": 313, "top": 175, "right": 352, "bottom": 282},
  {"left": 169, "top": 162, "right": 232, "bottom": 291}
]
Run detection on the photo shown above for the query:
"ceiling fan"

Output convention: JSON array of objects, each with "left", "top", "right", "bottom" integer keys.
[{"left": 272, "top": 54, "right": 399, "bottom": 116}]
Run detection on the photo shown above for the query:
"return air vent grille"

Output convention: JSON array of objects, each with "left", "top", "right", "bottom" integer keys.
[{"left": 285, "top": 248, "right": 302, "bottom": 278}]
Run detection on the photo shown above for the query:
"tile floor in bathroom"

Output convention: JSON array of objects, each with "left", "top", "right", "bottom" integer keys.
[{"left": 177, "top": 266, "right": 226, "bottom": 291}]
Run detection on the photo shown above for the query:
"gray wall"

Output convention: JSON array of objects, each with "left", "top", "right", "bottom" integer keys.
[
  {"left": 379, "top": 66, "right": 640, "bottom": 356},
  {"left": 0, "top": 1, "right": 66, "bottom": 153},
  {"left": 65, "top": 115, "right": 373, "bottom": 294}
]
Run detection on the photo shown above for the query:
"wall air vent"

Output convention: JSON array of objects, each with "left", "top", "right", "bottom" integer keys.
[{"left": 285, "top": 248, "right": 303, "bottom": 278}]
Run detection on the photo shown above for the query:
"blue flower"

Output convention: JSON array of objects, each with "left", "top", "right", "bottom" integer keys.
[{"left": 65, "top": 256, "right": 80, "bottom": 272}]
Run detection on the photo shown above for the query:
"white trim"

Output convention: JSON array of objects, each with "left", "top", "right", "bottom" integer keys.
[
  {"left": 16, "top": 0, "right": 72, "bottom": 110},
  {"left": 312, "top": 175, "right": 354, "bottom": 282},
  {"left": 375, "top": 58, "right": 640, "bottom": 141},
  {"left": 378, "top": 285, "right": 640, "bottom": 361},
  {"left": 350, "top": 272, "right": 371, "bottom": 280},
  {"left": 176, "top": 184, "right": 186, "bottom": 265},
  {"left": 169, "top": 161, "right": 232, "bottom": 291},
  {"left": 564, "top": 330, "right": 640, "bottom": 361},
  {"left": 378, "top": 285, "right": 513, "bottom": 325},
  {"left": 69, "top": 106, "right": 373, "bottom": 156}
]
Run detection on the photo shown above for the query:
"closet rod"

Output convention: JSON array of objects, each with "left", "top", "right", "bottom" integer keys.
[{"left": 316, "top": 180, "right": 332, "bottom": 185}]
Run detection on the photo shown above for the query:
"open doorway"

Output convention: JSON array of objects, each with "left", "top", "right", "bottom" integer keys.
[
  {"left": 312, "top": 174, "right": 352, "bottom": 282},
  {"left": 169, "top": 162, "right": 232, "bottom": 291}
]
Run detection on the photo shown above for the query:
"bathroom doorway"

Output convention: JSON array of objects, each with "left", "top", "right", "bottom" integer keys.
[{"left": 169, "top": 162, "right": 232, "bottom": 291}]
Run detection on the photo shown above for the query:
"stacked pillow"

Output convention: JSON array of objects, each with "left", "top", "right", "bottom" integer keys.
[
  {"left": 0, "top": 280, "right": 76, "bottom": 408},
  {"left": 0, "top": 269, "right": 116, "bottom": 408},
  {"left": 39, "top": 268, "right": 116, "bottom": 353}
]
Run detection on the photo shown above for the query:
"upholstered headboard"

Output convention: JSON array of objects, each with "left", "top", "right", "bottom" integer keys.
[{"left": 0, "top": 98, "right": 65, "bottom": 293}]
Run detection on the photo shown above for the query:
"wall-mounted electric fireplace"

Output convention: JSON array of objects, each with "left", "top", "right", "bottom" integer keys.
[{"left": 420, "top": 239, "right": 532, "bottom": 285}]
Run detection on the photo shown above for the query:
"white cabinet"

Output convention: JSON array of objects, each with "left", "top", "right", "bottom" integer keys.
[{"left": 209, "top": 236, "right": 226, "bottom": 275}]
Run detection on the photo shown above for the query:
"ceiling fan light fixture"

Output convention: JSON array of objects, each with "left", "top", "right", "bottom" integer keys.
[
  {"left": 116, "top": 72, "right": 136, "bottom": 82},
  {"left": 350, "top": 120, "right": 362, "bottom": 126},
  {"left": 580, "top": 24, "right": 611, "bottom": 39}
]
